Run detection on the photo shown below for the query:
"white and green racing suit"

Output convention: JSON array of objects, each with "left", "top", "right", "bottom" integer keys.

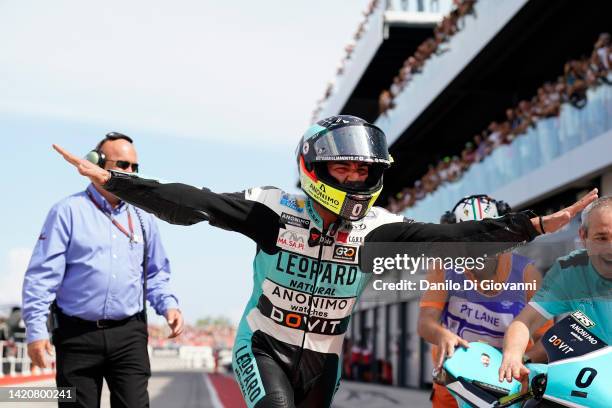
[{"left": 102, "top": 171, "right": 540, "bottom": 408}]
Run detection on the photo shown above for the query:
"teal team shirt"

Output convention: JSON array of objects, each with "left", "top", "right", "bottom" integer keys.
[{"left": 529, "top": 249, "right": 612, "bottom": 343}]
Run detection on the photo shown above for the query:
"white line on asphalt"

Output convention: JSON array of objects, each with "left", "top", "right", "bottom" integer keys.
[{"left": 203, "top": 373, "right": 224, "bottom": 408}]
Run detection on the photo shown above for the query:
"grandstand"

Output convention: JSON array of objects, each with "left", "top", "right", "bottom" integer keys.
[{"left": 315, "top": 0, "right": 612, "bottom": 390}]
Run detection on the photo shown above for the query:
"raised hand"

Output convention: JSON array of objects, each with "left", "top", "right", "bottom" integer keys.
[
  {"left": 53, "top": 144, "right": 111, "bottom": 185},
  {"left": 532, "top": 188, "right": 598, "bottom": 234}
]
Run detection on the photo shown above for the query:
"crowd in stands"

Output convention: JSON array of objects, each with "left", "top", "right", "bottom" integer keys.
[
  {"left": 379, "top": 0, "right": 477, "bottom": 115},
  {"left": 311, "top": 0, "right": 477, "bottom": 123},
  {"left": 147, "top": 323, "right": 236, "bottom": 350},
  {"left": 387, "top": 33, "right": 612, "bottom": 214},
  {"left": 311, "top": 0, "right": 382, "bottom": 123}
]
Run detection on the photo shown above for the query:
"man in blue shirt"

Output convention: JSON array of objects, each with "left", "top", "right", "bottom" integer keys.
[
  {"left": 22, "top": 133, "right": 183, "bottom": 408},
  {"left": 500, "top": 195, "right": 612, "bottom": 383}
]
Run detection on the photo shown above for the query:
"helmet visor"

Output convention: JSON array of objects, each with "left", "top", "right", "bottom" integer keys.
[{"left": 311, "top": 125, "right": 391, "bottom": 166}]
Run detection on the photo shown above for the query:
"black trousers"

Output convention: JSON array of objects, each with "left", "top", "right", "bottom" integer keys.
[{"left": 54, "top": 317, "right": 151, "bottom": 408}]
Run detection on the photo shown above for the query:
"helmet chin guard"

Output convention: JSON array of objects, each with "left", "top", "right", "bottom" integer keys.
[{"left": 298, "top": 157, "right": 381, "bottom": 221}]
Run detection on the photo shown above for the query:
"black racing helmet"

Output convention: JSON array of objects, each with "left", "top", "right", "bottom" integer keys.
[{"left": 296, "top": 115, "right": 392, "bottom": 221}]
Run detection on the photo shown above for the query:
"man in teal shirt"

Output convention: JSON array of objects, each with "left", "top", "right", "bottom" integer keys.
[{"left": 500, "top": 196, "right": 612, "bottom": 382}]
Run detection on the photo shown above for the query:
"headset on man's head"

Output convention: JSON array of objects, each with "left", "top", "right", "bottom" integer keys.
[
  {"left": 440, "top": 194, "right": 511, "bottom": 224},
  {"left": 85, "top": 132, "right": 133, "bottom": 168}
]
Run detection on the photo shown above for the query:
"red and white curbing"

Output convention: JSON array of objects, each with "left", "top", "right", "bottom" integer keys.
[{"left": 204, "top": 372, "right": 246, "bottom": 408}]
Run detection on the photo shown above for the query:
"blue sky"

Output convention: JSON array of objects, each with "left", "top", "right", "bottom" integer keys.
[{"left": 0, "top": 0, "right": 371, "bottom": 325}]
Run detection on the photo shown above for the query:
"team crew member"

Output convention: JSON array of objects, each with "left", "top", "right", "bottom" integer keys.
[
  {"left": 500, "top": 196, "right": 612, "bottom": 383},
  {"left": 23, "top": 133, "right": 183, "bottom": 408},
  {"left": 53, "top": 116, "right": 597, "bottom": 408},
  {"left": 418, "top": 195, "right": 552, "bottom": 408}
]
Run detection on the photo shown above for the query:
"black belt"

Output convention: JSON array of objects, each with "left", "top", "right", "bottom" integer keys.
[{"left": 57, "top": 310, "right": 145, "bottom": 330}]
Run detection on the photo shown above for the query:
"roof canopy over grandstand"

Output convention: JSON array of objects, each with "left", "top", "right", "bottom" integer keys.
[{"left": 340, "top": 21, "right": 437, "bottom": 122}]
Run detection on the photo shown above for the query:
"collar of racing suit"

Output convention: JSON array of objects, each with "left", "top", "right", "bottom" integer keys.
[
  {"left": 305, "top": 197, "right": 324, "bottom": 230},
  {"left": 305, "top": 197, "right": 350, "bottom": 235}
]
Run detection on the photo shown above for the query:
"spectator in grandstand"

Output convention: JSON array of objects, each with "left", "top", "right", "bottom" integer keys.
[
  {"left": 419, "top": 195, "right": 551, "bottom": 408},
  {"left": 564, "top": 61, "right": 588, "bottom": 108},
  {"left": 543, "top": 81, "right": 561, "bottom": 105},
  {"left": 390, "top": 75, "right": 404, "bottom": 97},
  {"left": 22, "top": 133, "right": 183, "bottom": 408},
  {"left": 584, "top": 58, "right": 600, "bottom": 87},
  {"left": 586, "top": 37, "right": 610, "bottom": 84},
  {"left": 418, "top": 38, "right": 439, "bottom": 61},
  {"left": 379, "top": 89, "right": 394, "bottom": 114},
  {"left": 484, "top": 121, "right": 502, "bottom": 149},
  {"left": 433, "top": 22, "right": 446, "bottom": 45},
  {"left": 514, "top": 100, "right": 535, "bottom": 135},
  {"left": 414, "top": 49, "right": 427, "bottom": 67},
  {"left": 399, "top": 62, "right": 413, "bottom": 85},
  {"left": 423, "top": 164, "right": 441, "bottom": 193},
  {"left": 405, "top": 187, "right": 417, "bottom": 207},
  {"left": 336, "top": 61, "right": 345, "bottom": 76},
  {"left": 354, "top": 21, "right": 366, "bottom": 41},
  {"left": 365, "top": 0, "right": 379, "bottom": 16},
  {"left": 594, "top": 32, "right": 610, "bottom": 71},
  {"left": 387, "top": 195, "right": 401, "bottom": 214},
  {"left": 436, "top": 157, "right": 451, "bottom": 183},
  {"left": 457, "top": 0, "right": 476, "bottom": 16},
  {"left": 344, "top": 42, "right": 356, "bottom": 59},
  {"left": 532, "top": 86, "right": 560, "bottom": 118},
  {"left": 324, "top": 81, "right": 334, "bottom": 99},
  {"left": 408, "top": 188, "right": 418, "bottom": 206},
  {"left": 449, "top": 4, "right": 463, "bottom": 30},
  {"left": 505, "top": 107, "right": 521, "bottom": 138},
  {"left": 461, "top": 141, "right": 477, "bottom": 166},
  {"left": 553, "top": 75, "right": 567, "bottom": 103},
  {"left": 475, "top": 132, "right": 493, "bottom": 161},
  {"left": 440, "top": 14, "right": 457, "bottom": 39},
  {"left": 414, "top": 180, "right": 426, "bottom": 200},
  {"left": 392, "top": 187, "right": 417, "bottom": 211},
  {"left": 407, "top": 55, "right": 422, "bottom": 74},
  {"left": 446, "top": 156, "right": 463, "bottom": 182},
  {"left": 588, "top": 52, "right": 605, "bottom": 83}
]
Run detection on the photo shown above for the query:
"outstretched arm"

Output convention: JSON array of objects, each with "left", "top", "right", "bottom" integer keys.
[
  {"left": 53, "top": 144, "right": 279, "bottom": 248},
  {"left": 367, "top": 189, "right": 597, "bottom": 244},
  {"left": 499, "top": 305, "right": 549, "bottom": 383}
]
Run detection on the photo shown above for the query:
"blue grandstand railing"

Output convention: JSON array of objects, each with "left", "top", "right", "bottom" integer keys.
[{"left": 403, "top": 82, "right": 612, "bottom": 222}]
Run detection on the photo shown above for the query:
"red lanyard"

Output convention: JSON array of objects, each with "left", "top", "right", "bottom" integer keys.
[{"left": 87, "top": 189, "right": 135, "bottom": 242}]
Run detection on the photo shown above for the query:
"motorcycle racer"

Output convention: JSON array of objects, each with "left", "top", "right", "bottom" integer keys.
[{"left": 53, "top": 115, "right": 597, "bottom": 408}]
